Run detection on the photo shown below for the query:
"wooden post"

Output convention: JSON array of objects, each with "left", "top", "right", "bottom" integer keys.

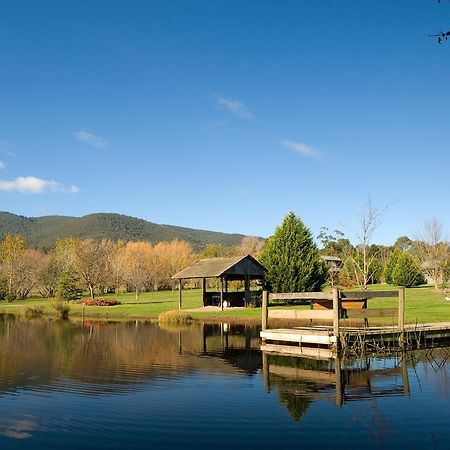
[
  {"left": 335, "top": 355, "right": 343, "bottom": 407},
  {"left": 220, "top": 277, "right": 224, "bottom": 311},
  {"left": 262, "top": 290, "right": 269, "bottom": 332},
  {"left": 202, "top": 277, "right": 206, "bottom": 306},
  {"left": 401, "top": 356, "right": 410, "bottom": 397},
  {"left": 398, "top": 287, "right": 405, "bottom": 348},
  {"left": 332, "top": 288, "right": 340, "bottom": 348},
  {"left": 262, "top": 351, "right": 270, "bottom": 392},
  {"left": 398, "top": 287, "right": 405, "bottom": 332},
  {"left": 244, "top": 276, "right": 250, "bottom": 307},
  {"left": 178, "top": 279, "right": 182, "bottom": 311}
]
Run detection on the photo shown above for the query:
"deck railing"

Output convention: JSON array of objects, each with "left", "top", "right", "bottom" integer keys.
[{"left": 262, "top": 288, "right": 406, "bottom": 341}]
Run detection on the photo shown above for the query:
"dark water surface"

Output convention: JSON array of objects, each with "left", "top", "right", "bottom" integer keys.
[{"left": 0, "top": 316, "right": 449, "bottom": 449}]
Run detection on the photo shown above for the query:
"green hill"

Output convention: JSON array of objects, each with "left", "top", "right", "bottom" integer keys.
[{"left": 0, "top": 212, "right": 247, "bottom": 251}]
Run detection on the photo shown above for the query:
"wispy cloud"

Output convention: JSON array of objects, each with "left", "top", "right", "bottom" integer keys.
[
  {"left": 0, "top": 176, "right": 80, "bottom": 194},
  {"left": 74, "top": 130, "right": 108, "bottom": 150},
  {"left": 215, "top": 94, "right": 253, "bottom": 119},
  {"left": 0, "top": 140, "right": 16, "bottom": 157},
  {"left": 281, "top": 139, "right": 323, "bottom": 159},
  {"left": 0, "top": 161, "right": 4, "bottom": 170}
]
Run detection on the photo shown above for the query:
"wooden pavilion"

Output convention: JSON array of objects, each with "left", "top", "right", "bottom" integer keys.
[{"left": 172, "top": 255, "right": 266, "bottom": 310}]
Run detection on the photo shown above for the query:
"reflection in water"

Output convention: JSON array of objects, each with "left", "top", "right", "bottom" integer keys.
[{"left": 0, "top": 315, "right": 449, "bottom": 449}]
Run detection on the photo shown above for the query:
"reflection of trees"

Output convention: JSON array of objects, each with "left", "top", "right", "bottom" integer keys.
[
  {"left": 0, "top": 317, "right": 262, "bottom": 396},
  {"left": 279, "top": 391, "right": 312, "bottom": 422}
]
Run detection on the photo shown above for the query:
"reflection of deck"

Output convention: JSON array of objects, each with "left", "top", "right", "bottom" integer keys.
[{"left": 261, "top": 347, "right": 411, "bottom": 407}]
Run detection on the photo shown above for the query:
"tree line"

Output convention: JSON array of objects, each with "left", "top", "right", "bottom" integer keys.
[{"left": 0, "top": 235, "right": 263, "bottom": 302}]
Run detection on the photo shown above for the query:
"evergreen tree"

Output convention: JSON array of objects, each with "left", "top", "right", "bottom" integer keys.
[
  {"left": 57, "top": 270, "right": 82, "bottom": 301},
  {"left": 384, "top": 249, "right": 401, "bottom": 284},
  {"left": 391, "top": 253, "right": 425, "bottom": 288},
  {"left": 259, "top": 212, "right": 327, "bottom": 292}
]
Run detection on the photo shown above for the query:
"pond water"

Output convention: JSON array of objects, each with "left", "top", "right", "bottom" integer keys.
[{"left": 0, "top": 315, "right": 449, "bottom": 450}]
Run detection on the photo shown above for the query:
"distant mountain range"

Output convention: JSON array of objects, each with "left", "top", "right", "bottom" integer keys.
[{"left": 0, "top": 212, "right": 248, "bottom": 251}]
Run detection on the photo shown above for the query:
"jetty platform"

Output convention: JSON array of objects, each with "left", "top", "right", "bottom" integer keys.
[{"left": 260, "top": 289, "right": 450, "bottom": 351}]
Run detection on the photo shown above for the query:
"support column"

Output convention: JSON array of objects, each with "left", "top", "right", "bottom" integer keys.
[
  {"left": 202, "top": 277, "right": 206, "bottom": 306},
  {"left": 332, "top": 288, "right": 340, "bottom": 350},
  {"left": 244, "top": 275, "right": 250, "bottom": 307},
  {"left": 220, "top": 277, "right": 224, "bottom": 311},
  {"left": 262, "top": 290, "right": 269, "bottom": 332},
  {"left": 178, "top": 279, "right": 182, "bottom": 310}
]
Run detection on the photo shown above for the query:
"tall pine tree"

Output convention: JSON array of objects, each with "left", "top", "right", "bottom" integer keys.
[{"left": 259, "top": 212, "right": 327, "bottom": 292}]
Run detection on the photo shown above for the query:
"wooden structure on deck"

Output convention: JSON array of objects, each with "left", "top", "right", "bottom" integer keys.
[
  {"left": 261, "top": 288, "right": 450, "bottom": 351},
  {"left": 172, "top": 255, "right": 266, "bottom": 310}
]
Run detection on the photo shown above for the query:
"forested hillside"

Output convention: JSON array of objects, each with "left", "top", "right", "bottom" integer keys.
[{"left": 0, "top": 212, "right": 246, "bottom": 251}]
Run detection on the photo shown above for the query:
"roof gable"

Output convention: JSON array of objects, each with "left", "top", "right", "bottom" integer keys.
[{"left": 172, "top": 255, "right": 266, "bottom": 279}]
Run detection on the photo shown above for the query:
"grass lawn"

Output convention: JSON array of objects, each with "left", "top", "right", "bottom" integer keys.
[{"left": 0, "top": 285, "right": 449, "bottom": 323}]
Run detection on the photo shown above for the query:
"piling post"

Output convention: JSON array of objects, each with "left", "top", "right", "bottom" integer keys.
[
  {"left": 398, "top": 287, "right": 405, "bottom": 347},
  {"left": 262, "top": 290, "right": 269, "bottom": 333},
  {"left": 332, "top": 288, "right": 340, "bottom": 350}
]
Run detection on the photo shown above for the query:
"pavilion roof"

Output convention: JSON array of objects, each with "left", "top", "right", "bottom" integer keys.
[{"left": 172, "top": 255, "right": 266, "bottom": 280}]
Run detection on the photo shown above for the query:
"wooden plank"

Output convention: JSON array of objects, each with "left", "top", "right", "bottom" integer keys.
[
  {"left": 268, "top": 309, "right": 334, "bottom": 320},
  {"left": 341, "top": 290, "right": 398, "bottom": 299},
  {"left": 269, "top": 365, "right": 336, "bottom": 384},
  {"left": 261, "top": 343, "right": 334, "bottom": 359},
  {"left": 269, "top": 292, "right": 333, "bottom": 301},
  {"left": 260, "top": 330, "right": 336, "bottom": 345},
  {"left": 344, "top": 308, "right": 398, "bottom": 319}
]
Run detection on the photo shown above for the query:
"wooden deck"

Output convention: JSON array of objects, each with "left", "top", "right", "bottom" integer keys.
[
  {"left": 260, "top": 289, "right": 450, "bottom": 351},
  {"left": 260, "top": 322, "right": 450, "bottom": 349}
]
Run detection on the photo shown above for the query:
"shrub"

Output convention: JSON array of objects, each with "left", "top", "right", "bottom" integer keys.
[
  {"left": 82, "top": 298, "right": 121, "bottom": 306},
  {"left": 24, "top": 306, "right": 44, "bottom": 319},
  {"left": 5, "top": 293, "right": 17, "bottom": 303},
  {"left": 158, "top": 310, "right": 193, "bottom": 326},
  {"left": 51, "top": 300, "right": 70, "bottom": 320}
]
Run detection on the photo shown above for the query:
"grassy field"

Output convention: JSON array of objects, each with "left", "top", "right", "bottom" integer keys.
[{"left": 0, "top": 285, "right": 449, "bottom": 323}]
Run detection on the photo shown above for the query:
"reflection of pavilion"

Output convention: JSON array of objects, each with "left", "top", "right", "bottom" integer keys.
[
  {"left": 194, "top": 323, "right": 262, "bottom": 374},
  {"left": 261, "top": 346, "right": 410, "bottom": 410}
]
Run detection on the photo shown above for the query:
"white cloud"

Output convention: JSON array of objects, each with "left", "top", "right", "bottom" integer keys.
[
  {"left": 67, "top": 185, "right": 80, "bottom": 194},
  {"left": 0, "top": 176, "right": 80, "bottom": 194},
  {"left": 74, "top": 130, "right": 108, "bottom": 149},
  {"left": 215, "top": 95, "right": 253, "bottom": 119},
  {"left": 281, "top": 139, "right": 322, "bottom": 159},
  {"left": 0, "top": 161, "right": 4, "bottom": 170}
]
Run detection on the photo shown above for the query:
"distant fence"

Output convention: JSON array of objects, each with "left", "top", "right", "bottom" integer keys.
[{"left": 261, "top": 288, "right": 405, "bottom": 337}]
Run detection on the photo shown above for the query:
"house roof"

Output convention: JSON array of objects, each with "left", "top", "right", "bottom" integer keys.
[{"left": 172, "top": 254, "right": 266, "bottom": 280}]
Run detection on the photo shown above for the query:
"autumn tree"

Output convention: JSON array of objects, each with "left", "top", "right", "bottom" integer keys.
[
  {"left": 14, "top": 249, "right": 44, "bottom": 299},
  {"left": 108, "top": 240, "right": 127, "bottom": 295},
  {"left": 239, "top": 236, "right": 264, "bottom": 257},
  {"left": 37, "top": 253, "right": 61, "bottom": 298},
  {"left": 152, "top": 240, "right": 194, "bottom": 290},
  {"left": 73, "top": 239, "right": 112, "bottom": 299},
  {"left": 124, "top": 241, "right": 153, "bottom": 300},
  {"left": 0, "top": 234, "right": 26, "bottom": 299},
  {"left": 413, "top": 218, "right": 449, "bottom": 288}
]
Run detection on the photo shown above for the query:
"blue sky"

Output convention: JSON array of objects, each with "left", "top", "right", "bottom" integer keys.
[{"left": 1, "top": 0, "right": 449, "bottom": 244}]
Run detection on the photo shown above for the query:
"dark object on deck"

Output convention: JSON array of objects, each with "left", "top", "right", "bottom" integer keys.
[{"left": 172, "top": 255, "right": 266, "bottom": 310}]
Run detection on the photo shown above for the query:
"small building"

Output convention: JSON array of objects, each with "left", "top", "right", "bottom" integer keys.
[
  {"left": 172, "top": 255, "right": 266, "bottom": 309},
  {"left": 321, "top": 255, "right": 344, "bottom": 271}
]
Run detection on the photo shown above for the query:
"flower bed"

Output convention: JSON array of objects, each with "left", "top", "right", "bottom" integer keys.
[{"left": 82, "top": 298, "right": 121, "bottom": 306}]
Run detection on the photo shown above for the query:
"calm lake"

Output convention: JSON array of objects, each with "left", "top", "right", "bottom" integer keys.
[{"left": 0, "top": 316, "right": 449, "bottom": 450}]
